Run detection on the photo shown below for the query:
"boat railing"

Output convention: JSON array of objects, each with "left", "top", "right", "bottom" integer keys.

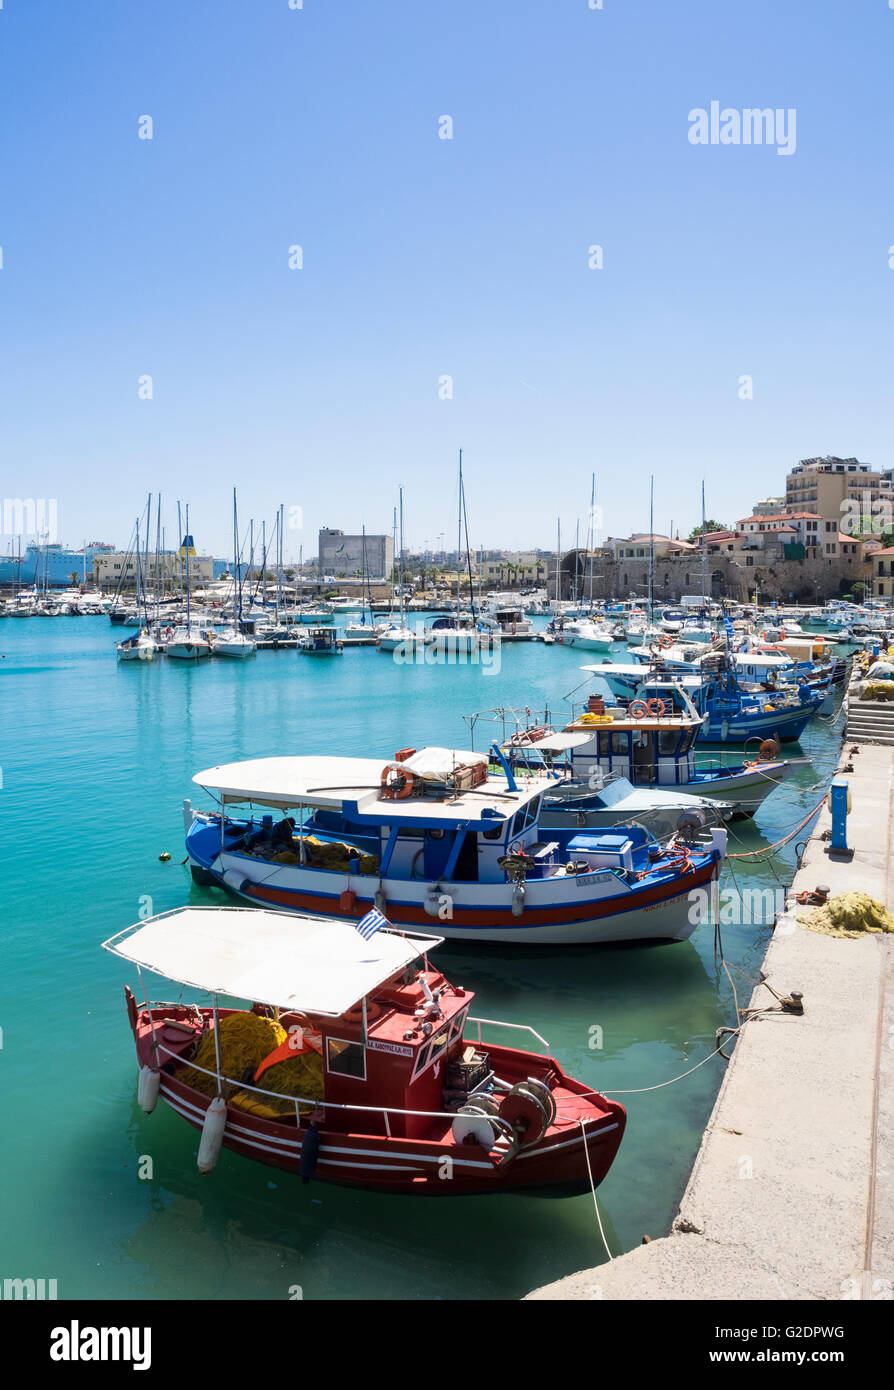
[
  {"left": 144, "top": 1021, "right": 518, "bottom": 1142},
  {"left": 467, "top": 1016, "right": 551, "bottom": 1055}
]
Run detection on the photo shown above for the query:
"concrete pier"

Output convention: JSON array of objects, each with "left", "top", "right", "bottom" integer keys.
[{"left": 527, "top": 738, "right": 894, "bottom": 1302}]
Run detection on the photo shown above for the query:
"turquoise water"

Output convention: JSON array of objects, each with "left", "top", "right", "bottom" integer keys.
[{"left": 0, "top": 618, "right": 841, "bottom": 1300}]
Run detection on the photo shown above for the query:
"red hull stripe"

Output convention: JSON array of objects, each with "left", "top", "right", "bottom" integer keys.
[{"left": 236, "top": 861, "right": 716, "bottom": 928}]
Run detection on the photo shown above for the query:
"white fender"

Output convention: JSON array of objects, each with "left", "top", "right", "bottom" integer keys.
[
  {"left": 511, "top": 882, "right": 526, "bottom": 917},
  {"left": 197, "top": 1096, "right": 227, "bottom": 1174},
  {"left": 182, "top": 798, "right": 195, "bottom": 832},
  {"left": 137, "top": 1066, "right": 160, "bottom": 1114}
]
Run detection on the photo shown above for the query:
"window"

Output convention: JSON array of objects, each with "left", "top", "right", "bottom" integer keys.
[
  {"left": 825, "top": 521, "right": 835, "bottom": 532},
  {"left": 327, "top": 1038, "right": 366, "bottom": 1079},
  {"left": 611, "top": 732, "right": 629, "bottom": 755}
]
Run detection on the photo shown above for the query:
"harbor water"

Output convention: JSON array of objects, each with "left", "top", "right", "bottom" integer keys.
[{"left": 0, "top": 618, "right": 843, "bottom": 1300}]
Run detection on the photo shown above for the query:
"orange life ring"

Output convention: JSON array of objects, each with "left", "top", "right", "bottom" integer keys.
[
  {"left": 629, "top": 699, "right": 649, "bottom": 718},
  {"left": 343, "top": 1000, "right": 382, "bottom": 1026},
  {"left": 659, "top": 636, "right": 674, "bottom": 649},
  {"left": 646, "top": 698, "right": 666, "bottom": 717},
  {"left": 380, "top": 762, "right": 415, "bottom": 799}
]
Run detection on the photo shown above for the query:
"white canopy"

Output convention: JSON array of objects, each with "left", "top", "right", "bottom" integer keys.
[
  {"left": 192, "top": 753, "right": 548, "bottom": 821},
  {"left": 103, "top": 906, "right": 443, "bottom": 1016}
]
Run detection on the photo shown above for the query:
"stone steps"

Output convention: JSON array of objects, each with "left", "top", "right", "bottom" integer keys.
[{"left": 846, "top": 698, "right": 894, "bottom": 744}]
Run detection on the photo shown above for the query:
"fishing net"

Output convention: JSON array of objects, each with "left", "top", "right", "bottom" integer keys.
[
  {"left": 797, "top": 892, "right": 894, "bottom": 939},
  {"left": 179, "top": 1012, "right": 286, "bottom": 1097},
  {"left": 229, "top": 1054, "right": 325, "bottom": 1118}
]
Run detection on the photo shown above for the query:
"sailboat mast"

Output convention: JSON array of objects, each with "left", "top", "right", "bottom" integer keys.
[
  {"left": 588, "top": 472, "right": 596, "bottom": 608},
  {"left": 184, "top": 503, "right": 191, "bottom": 631},
  {"left": 648, "top": 476, "right": 655, "bottom": 618},
  {"left": 460, "top": 463, "right": 476, "bottom": 620},
  {"left": 155, "top": 493, "right": 162, "bottom": 622},
  {"left": 555, "top": 518, "right": 561, "bottom": 605},
  {"left": 701, "top": 479, "right": 708, "bottom": 604},
  {"left": 399, "top": 488, "right": 406, "bottom": 625},
  {"left": 456, "top": 450, "right": 463, "bottom": 613}
]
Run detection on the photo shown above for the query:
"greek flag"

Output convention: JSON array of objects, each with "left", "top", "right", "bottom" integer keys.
[
  {"left": 355, "top": 907, "right": 388, "bottom": 940},
  {"left": 723, "top": 616, "right": 734, "bottom": 636}
]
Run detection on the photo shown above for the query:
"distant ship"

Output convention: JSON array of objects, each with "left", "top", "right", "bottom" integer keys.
[{"left": 0, "top": 542, "right": 115, "bottom": 588}]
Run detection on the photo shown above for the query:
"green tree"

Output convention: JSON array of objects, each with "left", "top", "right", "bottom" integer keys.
[{"left": 687, "top": 520, "right": 727, "bottom": 542}]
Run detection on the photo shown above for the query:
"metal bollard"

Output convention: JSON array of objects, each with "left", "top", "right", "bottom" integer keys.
[{"left": 826, "top": 778, "right": 853, "bottom": 860}]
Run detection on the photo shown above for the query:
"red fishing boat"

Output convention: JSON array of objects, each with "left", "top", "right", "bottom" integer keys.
[{"left": 104, "top": 906, "right": 625, "bottom": 1196}]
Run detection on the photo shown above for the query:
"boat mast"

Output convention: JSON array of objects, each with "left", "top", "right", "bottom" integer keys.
[
  {"left": 278, "top": 504, "right": 284, "bottom": 623},
  {"left": 456, "top": 450, "right": 463, "bottom": 615},
  {"left": 701, "top": 478, "right": 708, "bottom": 607},
  {"left": 588, "top": 471, "right": 596, "bottom": 610},
  {"left": 648, "top": 475, "right": 655, "bottom": 619},
  {"left": 233, "top": 488, "right": 242, "bottom": 629},
  {"left": 399, "top": 487, "right": 406, "bottom": 626},
  {"left": 460, "top": 461, "right": 476, "bottom": 620},
  {"left": 555, "top": 517, "right": 561, "bottom": 606},
  {"left": 184, "top": 502, "right": 191, "bottom": 633}
]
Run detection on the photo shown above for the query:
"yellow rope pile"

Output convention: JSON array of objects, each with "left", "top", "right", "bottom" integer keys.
[
  {"left": 180, "top": 1012, "right": 286, "bottom": 1097},
  {"left": 798, "top": 892, "right": 894, "bottom": 939}
]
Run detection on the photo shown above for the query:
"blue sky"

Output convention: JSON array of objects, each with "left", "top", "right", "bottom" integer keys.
[{"left": 2, "top": 1, "right": 892, "bottom": 560}]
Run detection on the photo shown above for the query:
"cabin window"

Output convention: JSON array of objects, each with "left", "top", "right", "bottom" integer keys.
[
  {"left": 598, "top": 732, "right": 611, "bottom": 757},
  {"left": 511, "top": 809, "right": 527, "bottom": 837},
  {"left": 412, "top": 1023, "right": 452, "bottom": 1079},
  {"left": 611, "top": 732, "right": 629, "bottom": 755},
  {"left": 658, "top": 729, "right": 679, "bottom": 756},
  {"left": 326, "top": 1038, "right": 366, "bottom": 1080},
  {"left": 482, "top": 824, "right": 503, "bottom": 841}
]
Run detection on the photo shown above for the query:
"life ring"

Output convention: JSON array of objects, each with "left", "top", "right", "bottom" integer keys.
[
  {"left": 646, "top": 697, "right": 666, "bottom": 717},
  {"left": 659, "top": 636, "right": 674, "bottom": 649},
  {"left": 380, "top": 762, "right": 416, "bottom": 799},
  {"left": 629, "top": 699, "right": 649, "bottom": 717},
  {"left": 343, "top": 1000, "right": 382, "bottom": 1026}
]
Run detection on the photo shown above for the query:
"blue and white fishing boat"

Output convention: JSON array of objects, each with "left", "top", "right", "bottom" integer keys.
[
  {"left": 467, "top": 687, "right": 794, "bottom": 821},
  {"left": 183, "top": 746, "right": 727, "bottom": 946}
]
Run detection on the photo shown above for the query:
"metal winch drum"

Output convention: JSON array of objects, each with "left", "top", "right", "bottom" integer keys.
[
  {"left": 451, "top": 1095, "right": 502, "bottom": 1148},
  {"left": 498, "top": 1078, "right": 556, "bottom": 1148}
]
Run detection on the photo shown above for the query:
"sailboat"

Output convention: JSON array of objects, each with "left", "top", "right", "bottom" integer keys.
[
  {"left": 117, "top": 509, "right": 157, "bottom": 662},
  {"left": 210, "top": 491, "right": 257, "bottom": 658},
  {"left": 424, "top": 452, "right": 490, "bottom": 654},
  {"left": 378, "top": 492, "right": 418, "bottom": 653},
  {"left": 165, "top": 506, "right": 212, "bottom": 660}
]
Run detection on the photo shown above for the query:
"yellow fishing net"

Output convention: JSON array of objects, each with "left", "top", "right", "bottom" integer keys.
[
  {"left": 229, "top": 1054, "right": 325, "bottom": 1118},
  {"left": 179, "top": 1012, "right": 286, "bottom": 1098},
  {"left": 798, "top": 892, "right": 894, "bottom": 939}
]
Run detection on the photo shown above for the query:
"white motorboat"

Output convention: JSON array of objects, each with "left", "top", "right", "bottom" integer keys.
[
  {"left": 164, "top": 625, "right": 213, "bottom": 660},
  {"left": 211, "top": 628, "right": 257, "bottom": 658}
]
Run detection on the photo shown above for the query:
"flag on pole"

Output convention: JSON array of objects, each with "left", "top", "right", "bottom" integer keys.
[{"left": 355, "top": 907, "right": 388, "bottom": 940}]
